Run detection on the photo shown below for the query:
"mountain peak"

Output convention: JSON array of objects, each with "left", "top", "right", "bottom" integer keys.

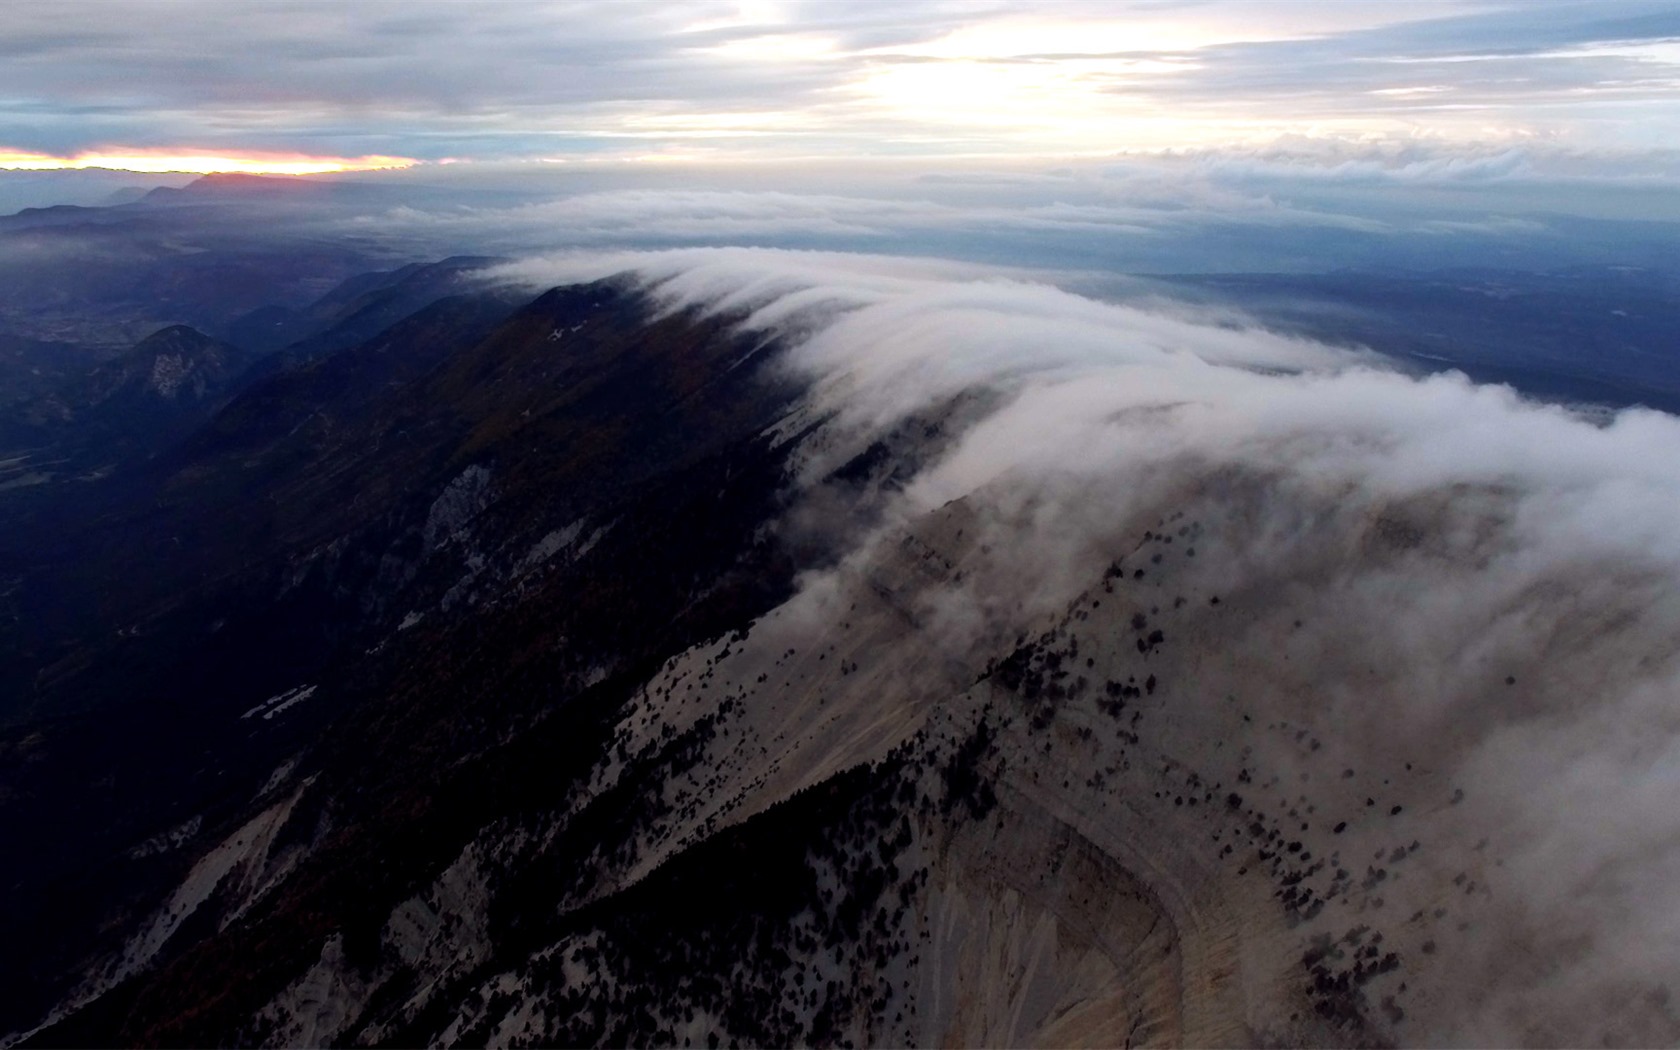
[
  {"left": 128, "top": 325, "right": 233, "bottom": 398},
  {"left": 142, "top": 172, "right": 365, "bottom": 205},
  {"left": 135, "top": 322, "right": 211, "bottom": 344}
]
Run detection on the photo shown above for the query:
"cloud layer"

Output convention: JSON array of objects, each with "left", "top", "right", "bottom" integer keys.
[{"left": 499, "top": 247, "right": 1680, "bottom": 1041}]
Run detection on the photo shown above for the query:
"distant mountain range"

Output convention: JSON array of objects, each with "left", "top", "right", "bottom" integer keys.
[{"left": 0, "top": 174, "right": 405, "bottom": 354}]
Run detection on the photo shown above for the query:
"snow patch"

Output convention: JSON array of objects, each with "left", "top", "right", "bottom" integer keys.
[
  {"left": 127, "top": 815, "right": 202, "bottom": 859},
  {"left": 259, "top": 758, "right": 300, "bottom": 798},
  {"left": 516, "top": 519, "right": 585, "bottom": 574},
  {"left": 241, "top": 685, "right": 317, "bottom": 721}
]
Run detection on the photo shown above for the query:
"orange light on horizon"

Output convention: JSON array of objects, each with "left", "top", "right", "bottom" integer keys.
[{"left": 0, "top": 147, "right": 418, "bottom": 175}]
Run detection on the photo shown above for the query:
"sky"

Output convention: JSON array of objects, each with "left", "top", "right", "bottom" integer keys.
[
  {"left": 1, "top": 1, "right": 1678, "bottom": 283},
  {"left": 3, "top": 0, "right": 1680, "bottom": 172}
]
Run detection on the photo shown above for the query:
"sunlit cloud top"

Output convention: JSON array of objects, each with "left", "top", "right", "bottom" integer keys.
[
  {"left": 0, "top": 148, "right": 417, "bottom": 175},
  {"left": 0, "top": 0, "right": 1677, "bottom": 164}
]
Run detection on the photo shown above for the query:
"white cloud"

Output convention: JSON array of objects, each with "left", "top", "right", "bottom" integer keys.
[{"left": 497, "top": 246, "right": 1680, "bottom": 1040}]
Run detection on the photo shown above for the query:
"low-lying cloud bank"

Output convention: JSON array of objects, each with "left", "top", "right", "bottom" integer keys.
[
  {"left": 502, "top": 248, "right": 1680, "bottom": 1042},
  {"left": 357, "top": 148, "right": 1680, "bottom": 278}
]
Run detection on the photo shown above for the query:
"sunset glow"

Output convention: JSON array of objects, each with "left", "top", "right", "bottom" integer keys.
[{"left": 0, "top": 148, "right": 417, "bottom": 175}]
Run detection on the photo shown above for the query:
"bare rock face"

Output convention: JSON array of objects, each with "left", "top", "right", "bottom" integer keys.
[{"left": 73, "top": 325, "right": 246, "bottom": 407}]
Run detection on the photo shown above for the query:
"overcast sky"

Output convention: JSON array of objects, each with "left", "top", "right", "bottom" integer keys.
[{"left": 3, "top": 0, "right": 1680, "bottom": 170}]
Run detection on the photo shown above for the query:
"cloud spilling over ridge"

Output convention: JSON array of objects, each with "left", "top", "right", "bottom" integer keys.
[
  {"left": 500, "top": 248, "right": 1680, "bottom": 1042},
  {"left": 493, "top": 248, "right": 1680, "bottom": 539}
]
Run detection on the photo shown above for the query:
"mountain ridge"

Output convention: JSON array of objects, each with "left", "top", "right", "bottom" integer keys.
[{"left": 5, "top": 255, "right": 1680, "bottom": 1047}]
